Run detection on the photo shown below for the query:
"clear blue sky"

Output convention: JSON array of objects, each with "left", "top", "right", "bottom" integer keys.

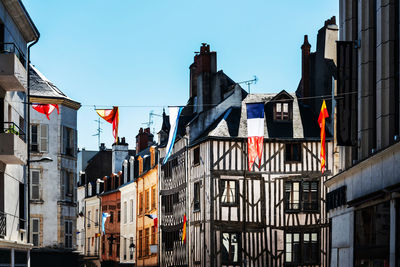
[{"left": 23, "top": 0, "right": 338, "bottom": 151}]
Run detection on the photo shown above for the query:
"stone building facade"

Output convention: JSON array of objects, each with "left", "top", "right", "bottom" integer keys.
[
  {"left": 0, "top": 0, "right": 39, "bottom": 266},
  {"left": 28, "top": 65, "right": 80, "bottom": 265},
  {"left": 327, "top": 1, "right": 400, "bottom": 266}
]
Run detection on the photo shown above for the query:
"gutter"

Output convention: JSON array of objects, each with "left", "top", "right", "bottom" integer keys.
[{"left": 27, "top": 32, "right": 40, "bottom": 244}]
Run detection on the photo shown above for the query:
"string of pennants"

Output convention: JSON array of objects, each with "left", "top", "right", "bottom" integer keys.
[{"left": 31, "top": 100, "right": 329, "bottom": 173}]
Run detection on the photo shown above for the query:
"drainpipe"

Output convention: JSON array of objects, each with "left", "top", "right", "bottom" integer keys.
[{"left": 27, "top": 33, "right": 40, "bottom": 244}]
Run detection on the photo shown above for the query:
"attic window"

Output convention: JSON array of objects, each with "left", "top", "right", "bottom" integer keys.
[{"left": 274, "top": 102, "right": 291, "bottom": 121}]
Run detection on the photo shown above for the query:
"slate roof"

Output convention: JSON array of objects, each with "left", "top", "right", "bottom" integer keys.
[
  {"left": 29, "top": 65, "right": 80, "bottom": 106},
  {"left": 190, "top": 90, "right": 326, "bottom": 144}
]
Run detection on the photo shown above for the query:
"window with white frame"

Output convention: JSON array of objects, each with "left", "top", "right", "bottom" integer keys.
[
  {"left": 30, "top": 124, "right": 48, "bottom": 152},
  {"left": 31, "top": 170, "right": 40, "bottom": 200},
  {"left": 123, "top": 201, "right": 127, "bottom": 224},
  {"left": 32, "top": 218, "right": 40, "bottom": 246},
  {"left": 130, "top": 199, "right": 134, "bottom": 222},
  {"left": 64, "top": 220, "right": 73, "bottom": 248}
]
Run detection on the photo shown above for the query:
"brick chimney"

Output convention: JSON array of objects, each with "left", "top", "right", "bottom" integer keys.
[
  {"left": 189, "top": 43, "right": 217, "bottom": 113},
  {"left": 136, "top": 127, "right": 154, "bottom": 153},
  {"left": 301, "top": 35, "right": 311, "bottom": 103}
]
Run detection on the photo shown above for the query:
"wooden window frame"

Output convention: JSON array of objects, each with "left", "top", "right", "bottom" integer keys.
[
  {"left": 285, "top": 143, "right": 302, "bottom": 163},
  {"left": 221, "top": 232, "right": 241, "bottom": 265},
  {"left": 285, "top": 231, "right": 320, "bottom": 266},
  {"left": 130, "top": 199, "right": 134, "bottom": 222},
  {"left": 220, "top": 179, "right": 239, "bottom": 206},
  {"left": 193, "top": 146, "right": 200, "bottom": 166},
  {"left": 138, "top": 230, "right": 143, "bottom": 259},
  {"left": 139, "top": 192, "right": 143, "bottom": 215},
  {"left": 284, "top": 180, "right": 319, "bottom": 213},
  {"left": 193, "top": 181, "right": 201, "bottom": 212},
  {"left": 274, "top": 101, "right": 292, "bottom": 121},
  {"left": 145, "top": 189, "right": 150, "bottom": 212},
  {"left": 151, "top": 186, "right": 156, "bottom": 210},
  {"left": 144, "top": 228, "right": 150, "bottom": 257}
]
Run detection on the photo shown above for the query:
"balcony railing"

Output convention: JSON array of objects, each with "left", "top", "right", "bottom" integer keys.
[
  {"left": 1, "top": 122, "right": 26, "bottom": 142},
  {"left": 0, "top": 211, "right": 6, "bottom": 238},
  {"left": 0, "top": 43, "right": 26, "bottom": 67}
]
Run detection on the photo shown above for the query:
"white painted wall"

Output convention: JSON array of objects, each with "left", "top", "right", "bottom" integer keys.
[
  {"left": 30, "top": 104, "right": 78, "bottom": 248},
  {"left": 119, "top": 181, "right": 136, "bottom": 264}
]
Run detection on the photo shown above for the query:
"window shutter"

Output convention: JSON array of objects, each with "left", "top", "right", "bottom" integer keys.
[
  {"left": 40, "top": 124, "right": 48, "bottom": 152},
  {"left": 62, "top": 126, "right": 68, "bottom": 154},
  {"left": 60, "top": 170, "right": 65, "bottom": 199},
  {"left": 32, "top": 171, "right": 40, "bottom": 200}
]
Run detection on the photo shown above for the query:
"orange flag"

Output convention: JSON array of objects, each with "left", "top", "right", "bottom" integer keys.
[
  {"left": 96, "top": 107, "right": 119, "bottom": 144},
  {"left": 318, "top": 100, "right": 329, "bottom": 173},
  {"left": 182, "top": 214, "right": 187, "bottom": 244}
]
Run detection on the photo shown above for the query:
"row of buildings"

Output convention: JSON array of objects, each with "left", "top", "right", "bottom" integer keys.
[
  {"left": 76, "top": 131, "right": 158, "bottom": 267},
  {"left": 0, "top": 0, "right": 82, "bottom": 266},
  {"left": 1, "top": 0, "right": 399, "bottom": 266},
  {"left": 75, "top": 1, "right": 400, "bottom": 265},
  {"left": 78, "top": 15, "right": 336, "bottom": 266}
]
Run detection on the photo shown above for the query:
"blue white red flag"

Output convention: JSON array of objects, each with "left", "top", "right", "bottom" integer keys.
[
  {"left": 246, "top": 103, "right": 265, "bottom": 171},
  {"left": 145, "top": 213, "right": 158, "bottom": 228},
  {"left": 163, "top": 107, "right": 183, "bottom": 165}
]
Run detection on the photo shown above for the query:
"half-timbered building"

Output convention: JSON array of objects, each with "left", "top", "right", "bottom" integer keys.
[{"left": 159, "top": 20, "right": 337, "bottom": 266}]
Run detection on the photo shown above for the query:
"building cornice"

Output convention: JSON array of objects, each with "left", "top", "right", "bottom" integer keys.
[
  {"left": 325, "top": 141, "right": 400, "bottom": 187},
  {"left": 1, "top": 0, "right": 39, "bottom": 42},
  {"left": 30, "top": 96, "right": 81, "bottom": 110}
]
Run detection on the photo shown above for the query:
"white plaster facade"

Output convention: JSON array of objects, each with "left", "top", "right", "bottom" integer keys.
[
  {"left": 0, "top": 0, "right": 39, "bottom": 266},
  {"left": 29, "top": 66, "right": 80, "bottom": 250},
  {"left": 119, "top": 167, "right": 136, "bottom": 265}
]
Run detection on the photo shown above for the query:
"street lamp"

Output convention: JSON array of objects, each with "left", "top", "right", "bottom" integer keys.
[
  {"left": 28, "top": 157, "right": 53, "bottom": 163},
  {"left": 129, "top": 243, "right": 135, "bottom": 260}
]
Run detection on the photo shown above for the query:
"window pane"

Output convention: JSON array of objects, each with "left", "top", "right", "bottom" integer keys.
[
  {"left": 276, "top": 103, "right": 281, "bottom": 112},
  {"left": 33, "top": 219, "right": 39, "bottom": 232}
]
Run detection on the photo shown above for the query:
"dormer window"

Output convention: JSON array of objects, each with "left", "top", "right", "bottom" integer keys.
[{"left": 274, "top": 101, "right": 291, "bottom": 121}]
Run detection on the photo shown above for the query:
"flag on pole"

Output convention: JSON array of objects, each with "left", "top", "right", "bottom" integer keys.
[
  {"left": 96, "top": 107, "right": 119, "bottom": 144},
  {"left": 318, "top": 100, "right": 329, "bottom": 173},
  {"left": 163, "top": 107, "right": 183, "bottom": 165},
  {"left": 145, "top": 213, "right": 158, "bottom": 228},
  {"left": 101, "top": 212, "right": 110, "bottom": 234},
  {"left": 32, "top": 104, "right": 59, "bottom": 120},
  {"left": 246, "top": 103, "right": 265, "bottom": 171},
  {"left": 182, "top": 214, "right": 187, "bottom": 244}
]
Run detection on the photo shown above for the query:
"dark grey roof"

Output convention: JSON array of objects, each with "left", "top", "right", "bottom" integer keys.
[
  {"left": 29, "top": 65, "right": 76, "bottom": 102},
  {"left": 193, "top": 91, "right": 323, "bottom": 141}
]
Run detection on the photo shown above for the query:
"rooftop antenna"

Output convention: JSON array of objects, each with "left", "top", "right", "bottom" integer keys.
[
  {"left": 238, "top": 75, "right": 258, "bottom": 94},
  {"left": 92, "top": 105, "right": 103, "bottom": 149},
  {"left": 142, "top": 110, "right": 162, "bottom": 135}
]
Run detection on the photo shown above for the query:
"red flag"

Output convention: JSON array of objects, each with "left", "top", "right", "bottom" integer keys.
[
  {"left": 96, "top": 107, "right": 119, "bottom": 144},
  {"left": 182, "top": 214, "right": 187, "bottom": 244},
  {"left": 318, "top": 100, "right": 329, "bottom": 173},
  {"left": 32, "top": 104, "right": 59, "bottom": 120}
]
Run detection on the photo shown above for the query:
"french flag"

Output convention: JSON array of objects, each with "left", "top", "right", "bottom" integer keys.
[
  {"left": 246, "top": 103, "right": 265, "bottom": 171},
  {"left": 145, "top": 214, "right": 158, "bottom": 228}
]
